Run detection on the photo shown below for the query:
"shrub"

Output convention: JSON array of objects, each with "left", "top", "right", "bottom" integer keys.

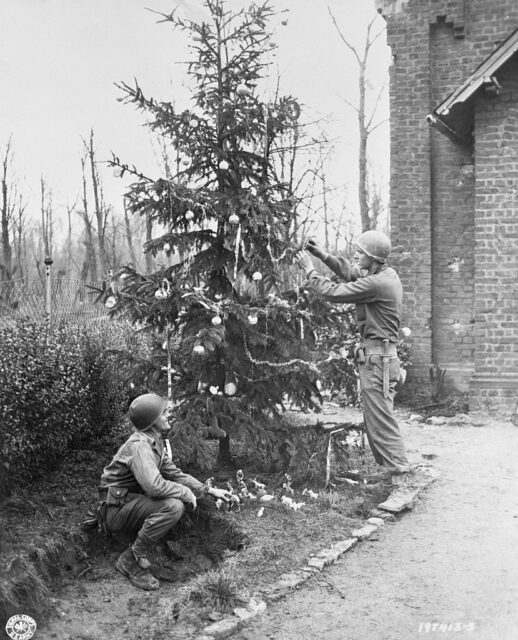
[{"left": 0, "top": 319, "right": 136, "bottom": 487}]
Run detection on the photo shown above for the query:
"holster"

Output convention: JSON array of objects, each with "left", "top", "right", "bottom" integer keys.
[{"left": 382, "top": 339, "right": 390, "bottom": 399}]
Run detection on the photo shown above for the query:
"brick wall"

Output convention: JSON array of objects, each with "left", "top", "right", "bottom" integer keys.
[
  {"left": 378, "top": 0, "right": 518, "bottom": 410},
  {"left": 471, "top": 55, "right": 518, "bottom": 410}
]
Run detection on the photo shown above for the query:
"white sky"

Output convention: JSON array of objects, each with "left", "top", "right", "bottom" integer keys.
[{"left": 0, "top": 0, "right": 390, "bottom": 239}]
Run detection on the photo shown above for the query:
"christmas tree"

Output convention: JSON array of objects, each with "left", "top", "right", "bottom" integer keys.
[{"left": 108, "top": 0, "right": 335, "bottom": 469}]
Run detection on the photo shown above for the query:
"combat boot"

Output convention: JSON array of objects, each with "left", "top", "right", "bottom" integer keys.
[
  {"left": 115, "top": 548, "right": 160, "bottom": 590},
  {"left": 378, "top": 472, "right": 417, "bottom": 513}
]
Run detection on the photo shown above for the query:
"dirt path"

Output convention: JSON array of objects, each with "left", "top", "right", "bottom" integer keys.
[{"left": 236, "top": 415, "right": 518, "bottom": 640}]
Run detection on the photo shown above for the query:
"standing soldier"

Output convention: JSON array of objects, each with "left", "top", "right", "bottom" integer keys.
[
  {"left": 98, "top": 393, "right": 231, "bottom": 590},
  {"left": 296, "top": 230, "right": 414, "bottom": 512}
]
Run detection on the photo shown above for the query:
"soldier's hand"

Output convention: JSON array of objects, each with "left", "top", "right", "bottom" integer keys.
[
  {"left": 209, "top": 487, "right": 232, "bottom": 502},
  {"left": 294, "top": 251, "right": 315, "bottom": 275},
  {"left": 185, "top": 490, "right": 197, "bottom": 510},
  {"left": 304, "top": 238, "right": 325, "bottom": 260}
]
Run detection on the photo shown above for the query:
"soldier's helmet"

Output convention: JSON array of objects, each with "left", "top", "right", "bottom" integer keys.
[
  {"left": 129, "top": 393, "right": 168, "bottom": 431},
  {"left": 355, "top": 230, "right": 391, "bottom": 263}
]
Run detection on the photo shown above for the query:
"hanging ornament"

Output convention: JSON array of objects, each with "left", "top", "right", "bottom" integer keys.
[
  {"left": 234, "top": 223, "right": 242, "bottom": 279},
  {"left": 229, "top": 213, "right": 240, "bottom": 225},
  {"left": 113, "top": 166, "right": 123, "bottom": 178},
  {"left": 162, "top": 340, "right": 168, "bottom": 351},
  {"left": 224, "top": 380, "right": 237, "bottom": 396},
  {"left": 281, "top": 19, "right": 288, "bottom": 26},
  {"left": 211, "top": 315, "right": 222, "bottom": 326},
  {"left": 286, "top": 312, "right": 292, "bottom": 322},
  {"left": 105, "top": 295, "right": 117, "bottom": 309},
  {"left": 214, "top": 293, "right": 223, "bottom": 300},
  {"left": 155, "top": 279, "right": 171, "bottom": 299},
  {"left": 209, "top": 385, "right": 219, "bottom": 395},
  {"left": 185, "top": 209, "right": 195, "bottom": 221},
  {"left": 152, "top": 193, "right": 160, "bottom": 202},
  {"left": 193, "top": 344, "right": 206, "bottom": 356},
  {"left": 236, "top": 84, "right": 250, "bottom": 96},
  {"left": 197, "top": 380, "right": 209, "bottom": 393},
  {"left": 299, "top": 318, "right": 305, "bottom": 340},
  {"left": 248, "top": 313, "right": 258, "bottom": 326},
  {"left": 182, "top": 158, "right": 190, "bottom": 167},
  {"left": 189, "top": 118, "right": 199, "bottom": 128},
  {"left": 219, "top": 160, "right": 229, "bottom": 171},
  {"left": 163, "top": 242, "right": 171, "bottom": 252},
  {"left": 252, "top": 271, "right": 263, "bottom": 281}
]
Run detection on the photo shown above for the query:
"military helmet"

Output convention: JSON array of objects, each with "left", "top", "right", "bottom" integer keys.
[
  {"left": 355, "top": 230, "right": 391, "bottom": 263},
  {"left": 128, "top": 393, "right": 168, "bottom": 431}
]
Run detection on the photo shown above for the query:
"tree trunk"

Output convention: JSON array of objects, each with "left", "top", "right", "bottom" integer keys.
[
  {"left": 88, "top": 130, "right": 107, "bottom": 276},
  {"left": 1, "top": 141, "right": 13, "bottom": 281},
  {"left": 124, "top": 198, "right": 138, "bottom": 266}
]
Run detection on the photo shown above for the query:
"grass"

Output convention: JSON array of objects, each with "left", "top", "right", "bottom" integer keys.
[{"left": 190, "top": 567, "right": 248, "bottom": 612}]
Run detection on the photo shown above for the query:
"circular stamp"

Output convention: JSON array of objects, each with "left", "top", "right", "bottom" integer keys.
[{"left": 5, "top": 614, "right": 37, "bottom": 640}]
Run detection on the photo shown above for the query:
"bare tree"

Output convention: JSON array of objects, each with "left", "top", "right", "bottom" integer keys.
[
  {"left": 84, "top": 130, "right": 109, "bottom": 276},
  {"left": 0, "top": 138, "right": 16, "bottom": 281},
  {"left": 40, "top": 177, "right": 53, "bottom": 260},
  {"left": 328, "top": 7, "right": 388, "bottom": 232},
  {"left": 78, "top": 153, "right": 98, "bottom": 281}
]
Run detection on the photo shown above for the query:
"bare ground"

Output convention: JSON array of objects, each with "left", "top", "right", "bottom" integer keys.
[{"left": 236, "top": 413, "right": 518, "bottom": 640}]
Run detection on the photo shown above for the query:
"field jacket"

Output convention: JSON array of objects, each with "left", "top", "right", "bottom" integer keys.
[
  {"left": 99, "top": 430, "right": 205, "bottom": 503},
  {"left": 306, "top": 254, "right": 402, "bottom": 344}
]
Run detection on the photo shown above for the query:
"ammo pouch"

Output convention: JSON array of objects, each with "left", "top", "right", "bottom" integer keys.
[{"left": 105, "top": 486, "right": 129, "bottom": 507}]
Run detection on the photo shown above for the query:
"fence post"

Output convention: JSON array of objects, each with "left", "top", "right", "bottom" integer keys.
[{"left": 44, "top": 256, "right": 53, "bottom": 322}]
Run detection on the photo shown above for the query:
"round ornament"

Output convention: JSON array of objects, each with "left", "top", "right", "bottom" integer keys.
[
  {"left": 224, "top": 381, "right": 237, "bottom": 396},
  {"left": 189, "top": 118, "right": 199, "bottom": 128},
  {"left": 155, "top": 279, "right": 171, "bottom": 299},
  {"left": 211, "top": 315, "right": 222, "bottom": 326},
  {"left": 401, "top": 327, "right": 412, "bottom": 338},
  {"left": 236, "top": 84, "right": 250, "bottom": 96},
  {"left": 105, "top": 295, "right": 117, "bottom": 309},
  {"left": 219, "top": 160, "right": 230, "bottom": 171},
  {"left": 185, "top": 210, "right": 195, "bottom": 221},
  {"left": 252, "top": 271, "right": 263, "bottom": 281},
  {"left": 228, "top": 213, "right": 240, "bottom": 225},
  {"left": 193, "top": 344, "right": 206, "bottom": 356}
]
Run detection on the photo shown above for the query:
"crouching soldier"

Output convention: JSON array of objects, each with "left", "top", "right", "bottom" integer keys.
[{"left": 99, "top": 393, "right": 231, "bottom": 590}]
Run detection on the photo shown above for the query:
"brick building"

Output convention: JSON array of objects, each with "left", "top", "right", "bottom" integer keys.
[{"left": 375, "top": 0, "right": 518, "bottom": 411}]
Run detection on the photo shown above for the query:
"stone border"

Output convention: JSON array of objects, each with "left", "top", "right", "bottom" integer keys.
[
  {"left": 197, "top": 467, "right": 439, "bottom": 639},
  {"left": 196, "top": 514, "right": 394, "bottom": 639}
]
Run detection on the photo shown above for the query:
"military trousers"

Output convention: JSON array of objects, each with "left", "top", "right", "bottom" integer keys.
[
  {"left": 358, "top": 353, "right": 410, "bottom": 474},
  {"left": 105, "top": 494, "right": 185, "bottom": 544}
]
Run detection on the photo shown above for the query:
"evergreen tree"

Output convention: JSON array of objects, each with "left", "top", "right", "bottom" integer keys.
[{"left": 108, "top": 0, "right": 334, "bottom": 468}]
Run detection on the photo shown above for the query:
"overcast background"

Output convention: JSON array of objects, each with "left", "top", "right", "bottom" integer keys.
[{"left": 0, "top": 0, "right": 390, "bottom": 240}]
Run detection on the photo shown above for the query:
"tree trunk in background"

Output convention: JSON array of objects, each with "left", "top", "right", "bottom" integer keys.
[
  {"left": 40, "top": 177, "right": 52, "bottom": 260},
  {"left": 329, "top": 9, "right": 388, "bottom": 233},
  {"left": 124, "top": 198, "right": 138, "bottom": 267},
  {"left": 87, "top": 130, "right": 107, "bottom": 277},
  {"left": 80, "top": 154, "right": 98, "bottom": 282},
  {"left": 357, "top": 56, "right": 370, "bottom": 232},
  {"left": 1, "top": 140, "right": 14, "bottom": 281}
]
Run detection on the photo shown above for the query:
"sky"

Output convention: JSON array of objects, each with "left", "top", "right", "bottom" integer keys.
[{"left": 0, "top": 0, "right": 390, "bottom": 241}]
